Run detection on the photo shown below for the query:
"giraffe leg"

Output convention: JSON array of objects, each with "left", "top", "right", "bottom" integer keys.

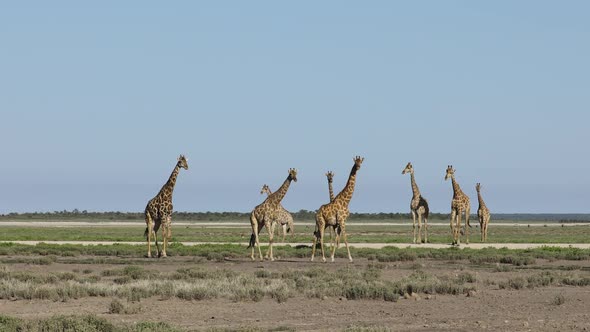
[
  {"left": 456, "top": 212, "right": 462, "bottom": 246},
  {"left": 319, "top": 226, "right": 326, "bottom": 263},
  {"left": 249, "top": 214, "right": 263, "bottom": 261},
  {"left": 265, "top": 221, "right": 276, "bottom": 259},
  {"left": 153, "top": 220, "right": 162, "bottom": 257},
  {"left": 424, "top": 217, "right": 429, "bottom": 243},
  {"left": 160, "top": 216, "right": 171, "bottom": 258},
  {"left": 411, "top": 210, "right": 417, "bottom": 244},
  {"left": 311, "top": 216, "right": 323, "bottom": 262},
  {"left": 311, "top": 227, "right": 318, "bottom": 262},
  {"left": 288, "top": 220, "right": 295, "bottom": 241},
  {"left": 282, "top": 223, "right": 287, "bottom": 243},
  {"left": 265, "top": 222, "right": 272, "bottom": 259},
  {"left": 328, "top": 226, "right": 334, "bottom": 251},
  {"left": 417, "top": 212, "right": 423, "bottom": 244},
  {"left": 341, "top": 224, "right": 353, "bottom": 262},
  {"left": 479, "top": 217, "right": 484, "bottom": 242},
  {"left": 145, "top": 212, "right": 153, "bottom": 258},
  {"left": 329, "top": 225, "right": 339, "bottom": 262},
  {"left": 329, "top": 226, "right": 338, "bottom": 262},
  {"left": 450, "top": 210, "right": 457, "bottom": 245},
  {"left": 465, "top": 207, "right": 471, "bottom": 245},
  {"left": 266, "top": 221, "right": 275, "bottom": 261}
]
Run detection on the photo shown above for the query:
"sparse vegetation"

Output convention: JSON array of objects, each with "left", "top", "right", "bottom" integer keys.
[
  {"left": 0, "top": 240, "right": 588, "bottom": 330},
  {"left": 552, "top": 294, "right": 566, "bottom": 306},
  {"left": 0, "top": 314, "right": 181, "bottom": 331},
  {"left": 109, "top": 299, "right": 141, "bottom": 314}
]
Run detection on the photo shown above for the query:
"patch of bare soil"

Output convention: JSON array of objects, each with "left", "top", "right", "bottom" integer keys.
[{"left": 1, "top": 256, "right": 589, "bottom": 331}]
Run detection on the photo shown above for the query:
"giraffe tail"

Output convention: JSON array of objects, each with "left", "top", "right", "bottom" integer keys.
[
  {"left": 144, "top": 227, "right": 149, "bottom": 239},
  {"left": 247, "top": 225, "right": 261, "bottom": 249},
  {"left": 247, "top": 233, "right": 256, "bottom": 249}
]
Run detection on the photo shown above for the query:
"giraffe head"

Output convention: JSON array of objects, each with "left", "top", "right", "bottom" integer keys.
[
  {"left": 260, "top": 184, "right": 272, "bottom": 196},
  {"left": 177, "top": 155, "right": 189, "bottom": 170},
  {"left": 476, "top": 183, "right": 481, "bottom": 192},
  {"left": 402, "top": 162, "right": 414, "bottom": 175},
  {"left": 353, "top": 156, "right": 364, "bottom": 171},
  {"left": 444, "top": 165, "right": 455, "bottom": 181},
  {"left": 288, "top": 168, "right": 298, "bottom": 182},
  {"left": 326, "top": 171, "right": 334, "bottom": 183}
]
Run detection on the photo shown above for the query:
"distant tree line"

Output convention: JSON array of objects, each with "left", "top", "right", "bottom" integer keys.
[{"left": 2, "top": 210, "right": 590, "bottom": 222}]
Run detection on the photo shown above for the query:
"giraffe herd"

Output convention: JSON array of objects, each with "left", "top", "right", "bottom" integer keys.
[{"left": 144, "top": 155, "right": 491, "bottom": 261}]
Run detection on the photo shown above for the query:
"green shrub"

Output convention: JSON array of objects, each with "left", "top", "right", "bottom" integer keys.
[{"left": 37, "top": 315, "right": 117, "bottom": 332}]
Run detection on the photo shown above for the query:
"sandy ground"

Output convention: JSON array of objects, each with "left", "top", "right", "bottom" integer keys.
[{"left": 1, "top": 257, "right": 589, "bottom": 331}]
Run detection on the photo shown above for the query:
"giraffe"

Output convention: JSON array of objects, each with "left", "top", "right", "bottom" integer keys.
[
  {"left": 444, "top": 165, "right": 471, "bottom": 245},
  {"left": 144, "top": 155, "right": 188, "bottom": 258},
  {"left": 311, "top": 156, "right": 364, "bottom": 262},
  {"left": 476, "top": 183, "right": 491, "bottom": 242},
  {"left": 260, "top": 184, "right": 294, "bottom": 243},
  {"left": 326, "top": 171, "right": 335, "bottom": 202},
  {"left": 248, "top": 168, "right": 297, "bottom": 261},
  {"left": 402, "top": 162, "right": 430, "bottom": 244}
]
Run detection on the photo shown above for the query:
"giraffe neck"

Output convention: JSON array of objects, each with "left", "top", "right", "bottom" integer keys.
[
  {"left": 451, "top": 175, "right": 465, "bottom": 198},
  {"left": 334, "top": 164, "right": 358, "bottom": 206},
  {"left": 409, "top": 172, "right": 420, "bottom": 198},
  {"left": 160, "top": 163, "right": 181, "bottom": 198},
  {"left": 477, "top": 190, "right": 487, "bottom": 208},
  {"left": 328, "top": 180, "right": 335, "bottom": 202},
  {"left": 267, "top": 175, "right": 293, "bottom": 205}
]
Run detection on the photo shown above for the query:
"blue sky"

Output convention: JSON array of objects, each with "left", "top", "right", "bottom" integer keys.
[{"left": 1, "top": 1, "right": 589, "bottom": 214}]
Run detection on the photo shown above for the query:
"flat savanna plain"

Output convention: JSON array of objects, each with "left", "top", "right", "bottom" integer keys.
[{"left": 1, "top": 218, "right": 590, "bottom": 331}]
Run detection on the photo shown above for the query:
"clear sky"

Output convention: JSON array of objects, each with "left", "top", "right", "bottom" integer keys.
[{"left": 1, "top": 1, "right": 589, "bottom": 214}]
